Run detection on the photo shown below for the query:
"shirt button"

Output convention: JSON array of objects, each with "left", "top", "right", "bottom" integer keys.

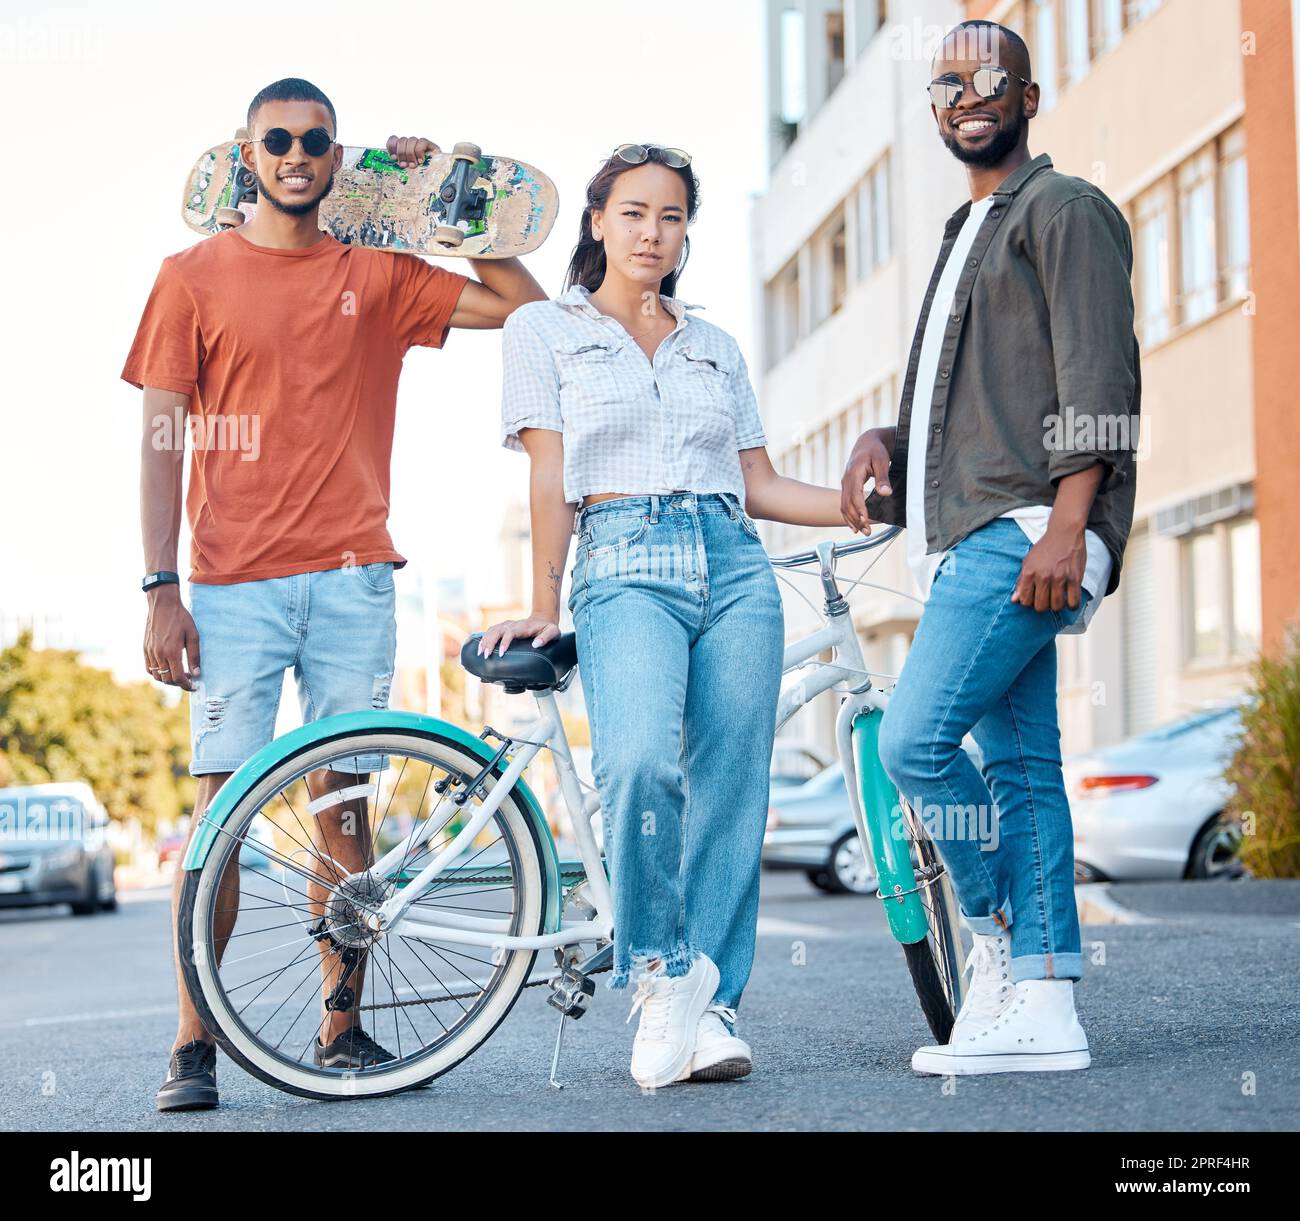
[
  {"left": 951, "top": 313, "right": 961, "bottom": 322},
  {"left": 990, "top": 210, "right": 1000, "bottom": 218},
  {"left": 932, "top": 424, "right": 942, "bottom": 432},
  {"left": 940, "top": 369, "right": 950, "bottom": 378},
  {"left": 968, "top": 258, "right": 977, "bottom": 268},
  {"left": 930, "top": 480, "right": 940, "bottom": 488}
]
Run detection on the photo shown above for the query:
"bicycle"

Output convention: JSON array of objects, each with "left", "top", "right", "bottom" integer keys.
[{"left": 177, "top": 525, "right": 968, "bottom": 1100}]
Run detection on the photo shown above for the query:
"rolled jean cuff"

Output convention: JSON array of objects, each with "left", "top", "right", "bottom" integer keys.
[
  {"left": 607, "top": 940, "right": 698, "bottom": 992},
  {"left": 1011, "top": 952, "right": 1084, "bottom": 983},
  {"left": 960, "top": 899, "right": 1013, "bottom": 936}
]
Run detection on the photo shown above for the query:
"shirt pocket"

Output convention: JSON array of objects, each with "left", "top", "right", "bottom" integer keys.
[
  {"left": 555, "top": 339, "right": 625, "bottom": 415},
  {"left": 671, "top": 341, "right": 737, "bottom": 454}
]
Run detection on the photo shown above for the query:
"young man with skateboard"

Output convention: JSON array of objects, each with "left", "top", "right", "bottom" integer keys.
[
  {"left": 123, "top": 78, "right": 544, "bottom": 1110},
  {"left": 841, "top": 22, "right": 1139, "bottom": 1074}
]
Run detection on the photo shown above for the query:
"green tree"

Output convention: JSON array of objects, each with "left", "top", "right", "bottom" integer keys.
[{"left": 0, "top": 631, "right": 194, "bottom": 834}]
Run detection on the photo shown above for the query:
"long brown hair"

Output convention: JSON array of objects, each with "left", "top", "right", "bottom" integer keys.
[{"left": 563, "top": 149, "right": 701, "bottom": 299}]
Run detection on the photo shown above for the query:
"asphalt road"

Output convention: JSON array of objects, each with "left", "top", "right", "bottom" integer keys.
[{"left": 2, "top": 873, "right": 1297, "bottom": 1131}]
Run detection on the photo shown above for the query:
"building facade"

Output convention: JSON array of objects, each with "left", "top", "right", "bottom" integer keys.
[{"left": 754, "top": 0, "right": 1297, "bottom": 762}]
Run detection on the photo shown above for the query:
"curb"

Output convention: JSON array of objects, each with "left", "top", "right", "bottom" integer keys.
[{"left": 1075, "top": 882, "right": 1159, "bottom": 925}]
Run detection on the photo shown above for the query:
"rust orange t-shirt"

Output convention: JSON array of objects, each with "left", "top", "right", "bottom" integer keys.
[{"left": 122, "top": 229, "right": 468, "bottom": 584}]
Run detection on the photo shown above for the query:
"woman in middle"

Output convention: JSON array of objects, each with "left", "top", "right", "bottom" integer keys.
[{"left": 479, "top": 144, "right": 862, "bottom": 1089}]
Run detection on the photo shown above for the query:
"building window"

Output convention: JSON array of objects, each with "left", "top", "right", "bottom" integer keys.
[
  {"left": 1135, "top": 184, "right": 1172, "bottom": 347},
  {"left": 1228, "top": 518, "right": 1261, "bottom": 656},
  {"left": 852, "top": 0, "right": 886, "bottom": 58},
  {"left": 826, "top": 9, "right": 846, "bottom": 98},
  {"left": 1181, "top": 515, "right": 1260, "bottom": 665},
  {"left": 1131, "top": 124, "right": 1250, "bottom": 348},
  {"left": 1063, "top": 0, "right": 1091, "bottom": 85},
  {"left": 776, "top": 7, "right": 806, "bottom": 153},
  {"left": 766, "top": 256, "right": 802, "bottom": 369},
  {"left": 1219, "top": 124, "right": 1250, "bottom": 302},
  {"left": 1092, "top": 0, "right": 1123, "bottom": 53},
  {"left": 856, "top": 156, "right": 891, "bottom": 280},
  {"left": 830, "top": 214, "right": 848, "bottom": 316},
  {"left": 1178, "top": 147, "right": 1217, "bottom": 326},
  {"left": 1033, "top": 0, "right": 1059, "bottom": 110}
]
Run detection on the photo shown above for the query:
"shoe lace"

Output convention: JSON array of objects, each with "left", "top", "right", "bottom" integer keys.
[
  {"left": 172, "top": 1040, "right": 213, "bottom": 1076},
  {"left": 959, "top": 934, "right": 1012, "bottom": 1021},
  {"left": 706, "top": 1003, "right": 738, "bottom": 1031},
  {"left": 625, "top": 975, "right": 673, "bottom": 1040}
]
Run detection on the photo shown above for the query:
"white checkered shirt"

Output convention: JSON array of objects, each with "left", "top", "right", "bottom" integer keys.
[{"left": 500, "top": 284, "right": 767, "bottom": 506}]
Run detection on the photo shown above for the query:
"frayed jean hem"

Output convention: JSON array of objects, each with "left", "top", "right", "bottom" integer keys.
[{"left": 607, "top": 940, "right": 698, "bottom": 992}]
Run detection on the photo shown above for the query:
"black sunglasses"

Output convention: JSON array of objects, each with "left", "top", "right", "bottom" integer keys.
[
  {"left": 927, "top": 65, "right": 1032, "bottom": 109},
  {"left": 249, "top": 126, "right": 335, "bottom": 158}
]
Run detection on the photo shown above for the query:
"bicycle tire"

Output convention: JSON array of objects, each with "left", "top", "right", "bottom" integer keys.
[{"left": 178, "top": 726, "right": 550, "bottom": 1101}]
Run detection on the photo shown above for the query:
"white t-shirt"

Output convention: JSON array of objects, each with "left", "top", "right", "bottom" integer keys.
[{"left": 904, "top": 195, "right": 1111, "bottom": 634}]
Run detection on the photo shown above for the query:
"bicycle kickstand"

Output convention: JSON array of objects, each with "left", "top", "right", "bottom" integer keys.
[{"left": 545, "top": 945, "right": 610, "bottom": 1089}]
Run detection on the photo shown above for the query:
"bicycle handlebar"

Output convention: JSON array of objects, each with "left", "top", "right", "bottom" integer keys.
[{"left": 768, "top": 524, "right": 903, "bottom": 570}]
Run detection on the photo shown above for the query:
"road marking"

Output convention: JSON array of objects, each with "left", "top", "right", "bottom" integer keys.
[
  {"left": 5, "top": 1004, "right": 176, "bottom": 1030},
  {"left": 755, "top": 916, "right": 848, "bottom": 939}
]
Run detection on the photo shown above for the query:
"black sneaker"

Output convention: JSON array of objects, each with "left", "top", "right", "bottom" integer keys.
[
  {"left": 156, "top": 1039, "right": 218, "bottom": 1111},
  {"left": 313, "top": 1027, "right": 397, "bottom": 1070}
]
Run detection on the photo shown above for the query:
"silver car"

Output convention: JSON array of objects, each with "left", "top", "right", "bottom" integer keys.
[
  {"left": 0, "top": 782, "right": 118, "bottom": 915},
  {"left": 762, "top": 763, "right": 876, "bottom": 895},
  {"left": 1064, "top": 703, "right": 1246, "bottom": 882}
]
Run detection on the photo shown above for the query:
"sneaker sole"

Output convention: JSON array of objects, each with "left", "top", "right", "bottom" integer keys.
[
  {"left": 156, "top": 1082, "right": 219, "bottom": 1111},
  {"left": 911, "top": 1048, "right": 1091, "bottom": 1076},
  {"left": 630, "top": 957, "right": 721, "bottom": 1089},
  {"left": 688, "top": 1055, "right": 753, "bottom": 1082}
]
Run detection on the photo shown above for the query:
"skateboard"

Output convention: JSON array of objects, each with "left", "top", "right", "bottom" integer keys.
[{"left": 182, "top": 131, "right": 558, "bottom": 258}]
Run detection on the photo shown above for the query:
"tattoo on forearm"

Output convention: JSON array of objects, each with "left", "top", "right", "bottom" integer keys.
[{"left": 547, "top": 561, "right": 561, "bottom": 597}]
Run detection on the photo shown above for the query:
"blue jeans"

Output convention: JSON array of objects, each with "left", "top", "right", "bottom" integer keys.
[
  {"left": 567, "top": 492, "right": 785, "bottom": 1009},
  {"left": 877, "top": 518, "right": 1092, "bottom": 982},
  {"left": 187, "top": 563, "right": 397, "bottom": 775}
]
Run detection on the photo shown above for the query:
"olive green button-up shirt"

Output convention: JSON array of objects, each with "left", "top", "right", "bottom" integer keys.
[{"left": 865, "top": 153, "right": 1140, "bottom": 597}]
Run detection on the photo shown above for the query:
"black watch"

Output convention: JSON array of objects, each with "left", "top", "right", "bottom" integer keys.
[{"left": 141, "top": 571, "right": 181, "bottom": 593}]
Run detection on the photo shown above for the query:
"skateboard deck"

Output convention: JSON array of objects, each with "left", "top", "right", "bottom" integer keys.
[{"left": 182, "top": 135, "right": 558, "bottom": 258}]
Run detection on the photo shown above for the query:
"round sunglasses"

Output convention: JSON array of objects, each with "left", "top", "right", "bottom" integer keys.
[
  {"left": 927, "top": 65, "right": 1031, "bottom": 109},
  {"left": 612, "top": 143, "right": 692, "bottom": 169},
  {"left": 247, "top": 126, "right": 335, "bottom": 158}
]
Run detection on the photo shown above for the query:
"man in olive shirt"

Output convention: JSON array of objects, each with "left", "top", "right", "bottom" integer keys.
[{"left": 842, "top": 21, "right": 1139, "bottom": 1075}]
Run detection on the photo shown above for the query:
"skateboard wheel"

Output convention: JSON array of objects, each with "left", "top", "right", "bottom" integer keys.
[
  {"left": 451, "top": 142, "right": 481, "bottom": 164},
  {"left": 434, "top": 225, "right": 465, "bottom": 249},
  {"left": 216, "top": 207, "right": 246, "bottom": 229}
]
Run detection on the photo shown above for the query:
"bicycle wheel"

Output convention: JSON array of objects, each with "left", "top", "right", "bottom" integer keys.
[
  {"left": 178, "top": 727, "right": 549, "bottom": 1100},
  {"left": 897, "top": 799, "right": 968, "bottom": 1044}
]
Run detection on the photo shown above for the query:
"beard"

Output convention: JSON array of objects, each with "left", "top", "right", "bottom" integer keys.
[
  {"left": 940, "top": 109, "right": 1024, "bottom": 167},
  {"left": 255, "top": 170, "right": 336, "bottom": 216}
]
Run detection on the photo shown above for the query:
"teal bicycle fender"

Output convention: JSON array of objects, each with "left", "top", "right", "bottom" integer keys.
[
  {"left": 182, "top": 709, "right": 562, "bottom": 933},
  {"left": 851, "top": 709, "right": 931, "bottom": 944}
]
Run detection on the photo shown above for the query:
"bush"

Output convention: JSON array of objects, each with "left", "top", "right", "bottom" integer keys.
[{"left": 1225, "top": 628, "right": 1300, "bottom": 878}]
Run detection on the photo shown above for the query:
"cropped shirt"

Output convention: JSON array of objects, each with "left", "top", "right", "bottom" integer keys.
[{"left": 500, "top": 284, "right": 767, "bottom": 505}]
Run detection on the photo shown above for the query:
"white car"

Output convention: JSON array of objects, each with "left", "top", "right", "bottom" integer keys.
[{"left": 1064, "top": 703, "right": 1246, "bottom": 882}]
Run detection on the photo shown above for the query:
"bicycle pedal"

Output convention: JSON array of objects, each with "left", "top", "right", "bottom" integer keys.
[{"left": 546, "top": 966, "right": 595, "bottom": 1018}]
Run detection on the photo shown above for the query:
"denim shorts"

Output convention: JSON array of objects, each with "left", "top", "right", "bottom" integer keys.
[{"left": 187, "top": 563, "right": 397, "bottom": 776}]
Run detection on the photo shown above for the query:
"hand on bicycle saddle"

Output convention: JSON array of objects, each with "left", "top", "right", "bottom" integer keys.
[{"left": 478, "top": 615, "right": 561, "bottom": 657}]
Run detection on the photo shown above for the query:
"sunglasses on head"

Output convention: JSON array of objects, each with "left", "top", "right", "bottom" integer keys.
[
  {"left": 927, "top": 65, "right": 1031, "bottom": 109},
  {"left": 612, "top": 143, "right": 692, "bottom": 169},
  {"left": 249, "top": 126, "right": 335, "bottom": 157}
]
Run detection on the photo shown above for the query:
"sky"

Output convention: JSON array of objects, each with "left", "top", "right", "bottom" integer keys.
[{"left": 0, "top": 0, "right": 769, "bottom": 680}]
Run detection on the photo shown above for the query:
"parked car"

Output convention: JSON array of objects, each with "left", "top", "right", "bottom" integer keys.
[
  {"left": 770, "top": 743, "right": 833, "bottom": 792},
  {"left": 763, "top": 763, "right": 875, "bottom": 894},
  {"left": 0, "top": 782, "right": 117, "bottom": 915},
  {"left": 1065, "top": 702, "right": 1247, "bottom": 881}
]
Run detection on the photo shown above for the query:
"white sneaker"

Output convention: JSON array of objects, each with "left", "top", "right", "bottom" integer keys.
[
  {"left": 626, "top": 953, "right": 720, "bottom": 1088},
  {"left": 688, "top": 1003, "right": 753, "bottom": 1082},
  {"left": 951, "top": 929, "right": 1014, "bottom": 1036},
  {"left": 912, "top": 979, "right": 1091, "bottom": 1075}
]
